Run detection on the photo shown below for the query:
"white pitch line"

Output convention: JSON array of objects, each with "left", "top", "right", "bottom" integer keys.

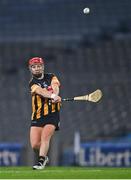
[{"left": 0, "top": 169, "right": 102, "bottom": 174}]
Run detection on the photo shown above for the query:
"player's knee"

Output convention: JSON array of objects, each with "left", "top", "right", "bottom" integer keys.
[
  {"left": 31, "top": 142, "right": 40, "bottom": 150},
  {"left": 42, "top": 134, "right": 52, "bottom": 142}
]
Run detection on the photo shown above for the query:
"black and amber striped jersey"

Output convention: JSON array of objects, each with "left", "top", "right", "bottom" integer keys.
[{"left": 29, "top": 73, "right": 61, "bottom": 120}]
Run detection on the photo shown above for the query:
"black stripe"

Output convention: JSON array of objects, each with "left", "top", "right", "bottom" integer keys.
[
  {"left": 41, "top": 98, "right": 45, "bottom": 117},
  {"left": 33, "top": 95, "right": 38, "bottom": 119},
  {"left": 55, "top": 103, "right": 58, "bottom": 112},
  {"left": 48, "top": 99, "right": 52, "bottom": 114}
]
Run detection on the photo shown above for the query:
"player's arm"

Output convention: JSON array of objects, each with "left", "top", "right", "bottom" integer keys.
[
  {"left": 31, "top": 84, "right": 61, "bottom": 102},
  {"left": 51, "top": 76, "right": 60, "bottom": 95},
  {"left": 31, "top": 84, "right": 52, "bottom": 98}
]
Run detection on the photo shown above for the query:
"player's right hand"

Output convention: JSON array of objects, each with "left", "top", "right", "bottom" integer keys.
[{"left": 51, "top": 94, "right": 61, "bottom": 103}]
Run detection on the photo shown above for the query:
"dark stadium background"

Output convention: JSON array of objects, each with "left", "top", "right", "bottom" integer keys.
[{"left": 0, "top": 0, "right": 131, "bottom": 167}]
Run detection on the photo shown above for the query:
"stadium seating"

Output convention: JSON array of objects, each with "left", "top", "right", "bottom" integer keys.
[{"left": 0, "top": 37, "right": 130, "bottom": 146}]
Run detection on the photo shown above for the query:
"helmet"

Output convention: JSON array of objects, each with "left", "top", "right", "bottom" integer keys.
[{"left": 28, "top": 57, "right": 44, "bottom": 66}]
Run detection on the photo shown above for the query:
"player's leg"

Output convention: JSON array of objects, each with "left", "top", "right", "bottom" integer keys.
[
  {"left": 33, "top": 124, "right": 55, "bottom": 170},
  {"left": 40, "top": 124, "right": 55, "bottom": 156},
  {"left": 30, "top": 127, "right": 42, "bottom": 163}
]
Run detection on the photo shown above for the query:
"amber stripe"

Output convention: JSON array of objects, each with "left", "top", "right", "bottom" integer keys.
[
  {"left": 52, "top": 103, "right": 56, "bottom": 113},
  {"left": 57, "top": 103, "right": 61, "bottom": 111},
  {"left": 44, "top": 99, "right": 49, "bottom": 116}
]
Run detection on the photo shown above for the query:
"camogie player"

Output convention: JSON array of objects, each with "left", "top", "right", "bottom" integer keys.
[{"left": 28, "top": 57, "right": 61, "bottom": 170}]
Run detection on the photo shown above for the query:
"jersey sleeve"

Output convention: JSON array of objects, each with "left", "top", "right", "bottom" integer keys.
[
  {"left": 29, "top": 78, "right": 40, "bottom": 91},
  {"left": 51, "top": 75, "right": 60, "bottom": 86}
]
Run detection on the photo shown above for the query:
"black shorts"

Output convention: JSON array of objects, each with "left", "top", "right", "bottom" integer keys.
[{"left": 31, "top": 112, "right": 60, "bottom": 130}]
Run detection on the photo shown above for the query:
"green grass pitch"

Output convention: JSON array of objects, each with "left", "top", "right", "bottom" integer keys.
[{"left": 0, "top": 166, "right": 131, "bottom": 179}]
